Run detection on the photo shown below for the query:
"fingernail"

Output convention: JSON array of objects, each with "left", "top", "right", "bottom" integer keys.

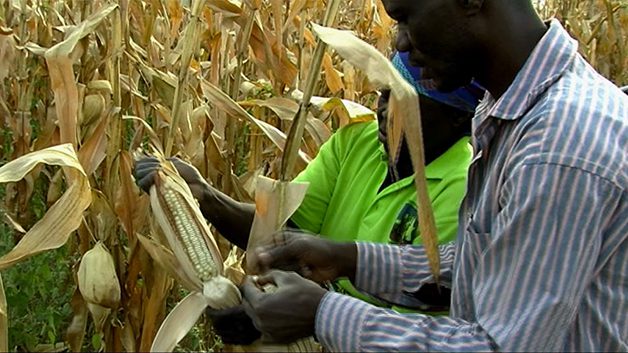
[{"left": 257, "top": 251, "right": 269, "bottom": 262}]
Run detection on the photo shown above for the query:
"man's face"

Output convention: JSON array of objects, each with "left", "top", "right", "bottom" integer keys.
[{"left": 384, "top": 0, "right": 478, "bottom": 92}]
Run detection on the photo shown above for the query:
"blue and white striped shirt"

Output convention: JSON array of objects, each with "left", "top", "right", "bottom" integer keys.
[{"left": 315, "top": 19, "right": 627, "bottom": 352}]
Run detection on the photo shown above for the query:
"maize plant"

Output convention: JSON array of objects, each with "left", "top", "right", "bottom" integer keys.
[{"left": 142, "top": 156, "right": 241, "bottom": 351}]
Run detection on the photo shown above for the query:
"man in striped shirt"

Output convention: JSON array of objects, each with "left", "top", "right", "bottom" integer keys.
[{"left": 242, "top": 0, "right": 628, "bottom": 351}]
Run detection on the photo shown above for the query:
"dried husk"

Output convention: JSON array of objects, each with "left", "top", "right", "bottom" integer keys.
[{"left": 77, "top": 242, "right": 121, "bottom": 309}]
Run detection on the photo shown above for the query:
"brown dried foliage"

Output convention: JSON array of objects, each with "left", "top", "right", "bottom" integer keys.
[{"left": 0, "top": 0, "right": 624, "bottom": 350}]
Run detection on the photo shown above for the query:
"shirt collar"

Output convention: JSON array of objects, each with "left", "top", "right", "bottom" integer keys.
[
  {"left": 379, "top": 137, "right": 471, "bottom": 182},
  {"left": 424, "top": 136, "right": 471, "bottom": 179},
  {"left": 485, "top": 19, "right": 579, "bottom": 121}
]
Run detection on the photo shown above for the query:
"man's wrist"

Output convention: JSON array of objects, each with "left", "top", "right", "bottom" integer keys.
[{"left": 336, "top": 242, "right": 358, "bottom": 282}]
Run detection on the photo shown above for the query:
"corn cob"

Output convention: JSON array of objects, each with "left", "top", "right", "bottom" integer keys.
[
  {"left": 149, "top": 159, "right": 241, "bottom": 309},
  {"left": 158, "top": 184, "right": 217, "bottom": 281}
]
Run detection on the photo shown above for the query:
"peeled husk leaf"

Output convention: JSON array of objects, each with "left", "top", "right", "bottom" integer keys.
[
  {"left": 87, "top": 302, "right": 111, "bottom": 334},
  {"left": 150, "top": 292, "right": 208, "bottom": 352},
  {"left": 246, "top": 176, "right": 309, "bottom": 273},
  {"left": 77, "top": 242, "right": 121, "bottom": 308}
]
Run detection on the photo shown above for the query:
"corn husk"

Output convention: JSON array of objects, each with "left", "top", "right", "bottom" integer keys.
[
  {"left": 77, "top": 242, "right": 121, "bottom": 309},
  {"left": 141, "top": 157, "right": 241, "bottom": 352}
]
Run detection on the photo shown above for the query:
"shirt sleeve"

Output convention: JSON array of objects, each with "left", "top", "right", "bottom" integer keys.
[
  {"left": 315, "top": 292, "right": 496, "bottom": 352},
  {"left": 352, "top": 242, "right": 455, "bottom": 307},
  {"left": 289, "top": 129, "right": 343, "bottom": 233}
]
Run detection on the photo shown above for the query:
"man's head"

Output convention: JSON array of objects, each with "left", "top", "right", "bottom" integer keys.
[
  {"left": 383, "top": 0, "right": 484, "bottom": 91},
  {"left": 382, "top": 0, "right": 539, "bottom": 93},
  {"left": 377, "top": 51, "right": 485, "bottom": 165}
]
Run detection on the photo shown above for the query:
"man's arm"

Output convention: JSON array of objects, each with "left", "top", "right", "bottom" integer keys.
[
  {"left": 352, "top": 242, "right": 455, "bottom": 308},
  {"left": 316, "top": 163, "right": 622, "bottom": 351},
  {"left": 316, "top": 293, "right": 496, "bottom": 352},
  {"left": 197, "top": 187, "right": 255, "bottom": 249}
]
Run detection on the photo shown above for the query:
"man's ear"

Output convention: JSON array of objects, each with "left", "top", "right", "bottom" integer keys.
[{"left": 458, "top": 0, "right": 483, "bottom": 15}]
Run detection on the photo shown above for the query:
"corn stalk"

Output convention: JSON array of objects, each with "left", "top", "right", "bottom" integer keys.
[
  {"left": 280, "top": 0, "right": 341, "bottom": 180},
  {"left": 165, "top": 0, "right": 207, "bottom": 156}
]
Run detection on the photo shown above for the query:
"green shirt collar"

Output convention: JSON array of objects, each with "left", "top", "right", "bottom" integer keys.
[{"left": 379, "top": 136, "right": 471, "bottom": 181}]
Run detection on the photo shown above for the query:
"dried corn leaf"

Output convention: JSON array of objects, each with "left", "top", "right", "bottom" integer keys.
[
  {"left": 200, "top": 80, "right": 311, "bottom": 164},
  {"left": 0, "top": 31, "right": 16, "bottom": 82},
  {"left": 78, "top": 113, "right": 109, "bottom": 175},
  {"left": 115, "top": 151, "right": 141, "bottom": 238},
  {"left": 322, "top": 52, "right": 344, "bottom": 94},
  {"left": 123, "top": 115, "right": 164, "bottom": 151},
  {"left": 87, "top": 303, "right": 111, "bottom": 333},
  {"left": 240, "top": 97, "right": 332, "bottom": 147},
  {"left": 44, "top": 4, "right": 118, "bottom": 146},
  {"left": 241, "top": 97, "right": 300, "bottom": 121},
  {"left": 311, "top": 23, "right": 440, "bottom": 281},
  {"left": 3, "top": 212, "right": 26, "bottom": 234},
  {"left": 0, "top": 144, "right": 91, "bottom": 270},
  {"left": 207, "top": 0, "right": 243, "bottom": 17},
  {"left": 65, "top": 288, "right": 88, "bottom": 353},
  {"left": 140, "top": 269, "right": 173, "bottom": 352},
  {"left": 247, "top": 20, "right": 298, "bottom": 86},
  {"left": 308, "top": 95, "right": 376, "bottom": 125},
  {"left": 165, "top": 0, "right": 206, "bottom": 155}
]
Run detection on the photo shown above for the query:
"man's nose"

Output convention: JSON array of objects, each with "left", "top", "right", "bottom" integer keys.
[{"left": 395, "top": 26, "right": 412, "bottom": 53}]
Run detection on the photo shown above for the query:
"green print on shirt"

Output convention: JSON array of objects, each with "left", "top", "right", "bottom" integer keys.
[{"left": 389, "top": 202, "right": 419, "bottom": 245}]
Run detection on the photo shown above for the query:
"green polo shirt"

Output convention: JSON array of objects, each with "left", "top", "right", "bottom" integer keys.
[{"left": 290, "top": 120, "right": 472, "bottom": 309}]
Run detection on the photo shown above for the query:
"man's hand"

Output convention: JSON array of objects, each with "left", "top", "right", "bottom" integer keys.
[
  {"left": 249, "top": 230, "right": 357, "bottom": 283},
  {"left": 206, "top": 305, "right": 261, "bottom": 345},
  {"left": 133, "top": 156, "right": 211, "bottom": 201},
  {"left": 241, "top": 271, "right": 327, "bottom": 343}
]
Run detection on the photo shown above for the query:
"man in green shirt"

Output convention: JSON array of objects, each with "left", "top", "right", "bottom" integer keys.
[{"left": 135, "top": 50, "right": 484, "bottom": 343}]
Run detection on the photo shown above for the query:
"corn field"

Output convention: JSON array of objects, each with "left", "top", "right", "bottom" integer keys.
[{"left": 0, "top": 0, "right": 625, "bottom": 351}]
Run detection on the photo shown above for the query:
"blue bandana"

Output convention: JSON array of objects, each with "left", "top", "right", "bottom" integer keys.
[{"left": 392, "top": 51, "right": 485, "bottom": 113}]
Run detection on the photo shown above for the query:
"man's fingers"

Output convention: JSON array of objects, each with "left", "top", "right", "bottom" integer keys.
[
  {"left": 241, "top": 276, "right": 266, "bottom": 304},
  {"left": 137, "top": 173, "right": 157, "bottom": 193},
  {"left": 254, "top": 269, "right": 289, "bottom": 287},
  {"left": 254, "top": 246, "right": 300, "bottom": 273},
  {"left": 259, "top": 270, "right": 306, "bottom": 288},
  {"left": 134, "top": 156, "right": 159, "bottom": 168},
  {"left": 134, "top": 160, "right": 159, "bottom": 172},
  {"left": 133, "top": 160, "right": 160, "bottom": 178}
]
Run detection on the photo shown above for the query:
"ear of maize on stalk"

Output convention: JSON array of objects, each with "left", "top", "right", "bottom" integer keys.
[
  {"left": 77, "top": 241, "right": 121, "bottom": 309},
  {"left": 148, "top": 158, "right": 241, "bottom": 308}
]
